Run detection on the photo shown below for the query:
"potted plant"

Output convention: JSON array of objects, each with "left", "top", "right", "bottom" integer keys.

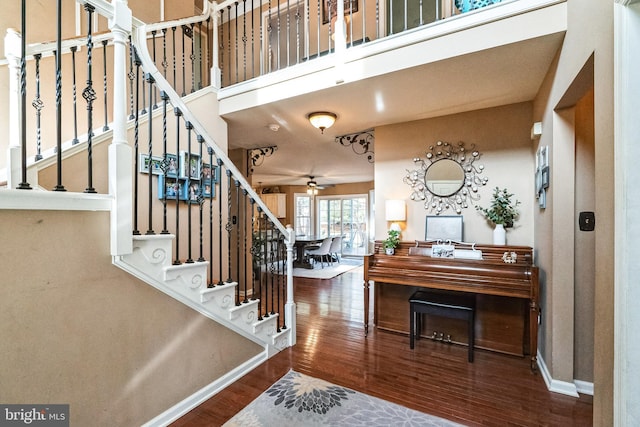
[
  {"left": 476, "top": 187, "right": 521, "bottom": 245},
  {"left": 383, "top": 229, "right": 401, "bottom": 255}
]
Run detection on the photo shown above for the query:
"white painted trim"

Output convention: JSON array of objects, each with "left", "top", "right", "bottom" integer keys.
[
  {"left": 537, "top": 350, "right": 580, "bottom": 397},
  {"left": 141, "top": 351, "right": 268, "bottom": 427},
  {"left": 574, "top": 380, "right": 594, "bottom": 396},
  {"left": 0, "top": 189, "right": 112, "bottom": 211}
]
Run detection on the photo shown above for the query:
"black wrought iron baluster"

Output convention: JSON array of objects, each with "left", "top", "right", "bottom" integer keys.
[
  {"left": 280, "top": 235, "right": 287, "bottom": 330},
  {"left": 251, "top": 0, "right": 255, "bottom": 78},
  {"left": 227, "top": 5, "right": 231, "bottom": 84},
  {"left": 267, "top": 0, "right": 272, "bottom": 72},
  {"left": 235, "top": 179, "right": 241, "bottom": 304},
  {"left": 160, "top": 91, "right": 170, "bottom": 234},
  {"left": 190, "top": 23, "right": 195, "bottom": 93},
  {"left": 185, "top": 121, "right": 194, "bottom": 263},
  {"left": 404, "top": 0, "right": 408, "bottom": 31},
  {"left": 235, "top": 179, "right": 241, "bottom": 301},
  {"left": 53, "top": 0, "right": 64, "bottom": 190},
  {"left": 198, "top": 21, "right": 203, "bottom": 89},
  {"left": 226, "top": 168, "right": 233, "bottom": 283},
  {"left": 259, "top": 0, "right": 263, "bottom": 76},
  {"left": 102, "top": 39, "right": 109, "bottom": 131},
  {"left": 316, "top": 0, "right": 320, "bottom": 59},
  {"left": 242, "top": 0, "right": 247, "bottom": 81},
  {"left": 242, "top": 188, "right": 249, "bottom": 303},
  {"left": 217, "top": 158, "right": 224, "bottom": 284},
  {"left": 376, "top": 0, "right": 380, "bottom": 39},
  {"left": 17, "top": 0, "right": 31, "bottom": 190},
  {"left": 208, "top": 147, "right": 215, "bottom": 287},
  {"left": 83, "top": 3, "right": 97, "bottom": 193},
  {"left": 206, "top": 17, "right": 211, "bottom": 86},
  {"left": 286, "top": 0, "right": 290, "bottom": 68},
  {"left": 133, "top": 49, "right": 142, "bottom": 235},
  {"left": 257, "top": 207, "right": 265, "bottom": 319},
  {"left": 140, "top": 66, "right": 147, "bottom": 116},
  {"left": 32, "top": 53, "right": 43, "bottom": 161},
  {"left": 181, "top": 25, "right": 187, "bottom": 96},
  {"left": 146, "top": 73, "right": 155, "bottom": 235},
  {"left": 197, "top": 135, "right": 205, "bottom": 262},
  {"left": 151, "top": 30, "right": 158, "bottom": 109},
  {"left": 172, "top": 27, "right": 177, "bottom": 89},
  {"left": 295, "top": 0, "right": 300, "bottom": 64},
  {"left": 71, "top": 46, "right": 80, "bottom": 144},
  {"left": 219, "top": 10, "right": 224, "bottom": 87},
  {"left": 162, "top": 28, "right": 168, "bottom": 81},
  {"left": 328, "top": 0, "right": 333, "bottom": 53},
  {"left": 276, "top": 0, "right": 281, "bottom": 71},
  {"left": 234, "top": 2, "right": 239, "bottom": 83},
  {"left": 249, "top": 198, "right": 257, "bottom": 298},
  {"left": 128, "top": 37, "right": 135, "bottom": 120},
  {"left": 173, "top": 107, "right": 183, "bottom": 265},
  {"left": 419, "top": 0, "right": 423, "bottom": 26}
]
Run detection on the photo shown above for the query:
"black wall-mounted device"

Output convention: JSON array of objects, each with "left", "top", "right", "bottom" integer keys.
[{"left": 579, "top": 211, "right": 595, "bottom": 231}]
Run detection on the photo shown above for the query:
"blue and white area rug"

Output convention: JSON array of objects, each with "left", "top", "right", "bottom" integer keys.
[{"left": 223, "top": 370, "right": 464, "bottom": 426}]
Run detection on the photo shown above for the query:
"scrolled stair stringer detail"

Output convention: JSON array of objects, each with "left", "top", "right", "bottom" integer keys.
[{"left": 115, "top": 235, "right": 292, "bottom": 354}]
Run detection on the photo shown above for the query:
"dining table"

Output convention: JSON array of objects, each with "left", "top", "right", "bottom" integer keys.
[{"left": 293, "top": 236, "right": 325, "bottom": 269}]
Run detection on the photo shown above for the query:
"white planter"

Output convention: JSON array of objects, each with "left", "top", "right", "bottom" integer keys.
[
  {"left": 493, "top": 224, "right": 506, "bottom": 245},
  {"left": 385, "top": 248, "right": 395, "bottom": 255}
]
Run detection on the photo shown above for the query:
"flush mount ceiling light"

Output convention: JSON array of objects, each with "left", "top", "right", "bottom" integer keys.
[{"left": 307, "top": 111, "right": 337, "bottom": 134}]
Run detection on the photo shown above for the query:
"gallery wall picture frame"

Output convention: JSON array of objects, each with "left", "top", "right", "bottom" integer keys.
[
  {"left": 202, "top": 180, "right": 216, "bottom": 198},
  {"left": 158, "top": 176, "right": 187, "bottom": 201},
  {"left": 201, "top": 163, "right": 219, "bottom": 182},
  {"left": 425, "top": 215, "right": 463, "bottom": 242},
  {"left": 165, "top": 153, "right": 179, "bottom": 178},
  {"left": 139, "top": 154, "right": 163, "bottom": 175},
  {"left": 179, "top": 151, "right": 201, "bottom": 180},
  {"left": 322, "top": 0, "right": 358, "bottom": 24}
]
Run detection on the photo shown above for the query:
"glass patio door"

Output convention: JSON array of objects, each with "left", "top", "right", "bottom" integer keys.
[{"left": 317, "top": 195, "right": 368, "bottom": 256}]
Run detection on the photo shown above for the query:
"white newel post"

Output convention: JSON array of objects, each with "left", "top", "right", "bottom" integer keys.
[
  {"left": 285, "top": 224, "right": 297, "bottom": 346},
  {"left": 108, "top": 0, "right": 133, "bottom": 256},
  {"left": 210, "top": 4, "right": 222, "bottom": 89},
  {"left": 5, "top": 29, "right": 22, "bottom": 189}
]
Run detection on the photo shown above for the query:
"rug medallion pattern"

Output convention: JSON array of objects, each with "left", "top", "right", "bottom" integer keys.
[{"left": 223, "top": 370, "right": 465, "bottom": 426}]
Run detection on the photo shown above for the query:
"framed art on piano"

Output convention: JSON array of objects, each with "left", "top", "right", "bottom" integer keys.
[{"left": 425, "top": 215, "right": 463, "bottom": 242}]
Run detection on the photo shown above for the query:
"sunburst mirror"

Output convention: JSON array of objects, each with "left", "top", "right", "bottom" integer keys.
[{"left": 403, "top": 141, "right": 488, "bottom": 214}]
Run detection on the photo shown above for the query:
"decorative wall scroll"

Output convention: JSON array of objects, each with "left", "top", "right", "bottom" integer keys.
[
  {"left": 403, "top": 141, "right": 488, "bottom": 215},
  {"left": 248, "top": 145, "right": 278, "bottom": 174},
  {"left": 335, "top": 129, "right": 374, "bottom": 163}
]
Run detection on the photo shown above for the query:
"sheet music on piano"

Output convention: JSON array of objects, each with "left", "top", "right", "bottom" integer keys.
[{"left": 409, "top": 240, "right": 483, "bottom": 260}]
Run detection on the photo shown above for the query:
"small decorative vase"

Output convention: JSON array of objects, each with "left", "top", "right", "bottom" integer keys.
[
  {"left": 493, "top": 223, "right": 506, "bottom": 245},
  {"left": 385, "top": 248, "right": 395, "bottom": 255}
]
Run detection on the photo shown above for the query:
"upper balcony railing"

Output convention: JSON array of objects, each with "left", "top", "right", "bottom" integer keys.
[{"left": 213, "top": 0, "right": 507, "bottom": 87}]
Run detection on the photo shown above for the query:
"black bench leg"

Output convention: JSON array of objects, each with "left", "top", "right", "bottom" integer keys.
[{"left": 410, "top": 307, "right": 415, "bottom": 349}]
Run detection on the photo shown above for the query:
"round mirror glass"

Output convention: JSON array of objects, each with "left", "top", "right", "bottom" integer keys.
[{"left": 425, "top": 159, "right": 465, "bottom": 197}]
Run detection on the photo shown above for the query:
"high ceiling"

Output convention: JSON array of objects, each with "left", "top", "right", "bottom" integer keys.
[{"left": 220, "top": 22, "right": 564, "bottom": 188}]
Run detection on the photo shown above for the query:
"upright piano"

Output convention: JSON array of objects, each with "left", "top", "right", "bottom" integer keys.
[{"left": 364, "top": 240, "right": 539, "bottom": 370}]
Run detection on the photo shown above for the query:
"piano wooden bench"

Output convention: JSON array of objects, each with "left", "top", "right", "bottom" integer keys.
[{"left": 409, "top": 289, "right": 476, "bottom": 362}]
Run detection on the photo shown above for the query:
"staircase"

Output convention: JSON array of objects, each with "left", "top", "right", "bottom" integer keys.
[{"left": 0, "top": 1, "right": 295, "bottom": 421}]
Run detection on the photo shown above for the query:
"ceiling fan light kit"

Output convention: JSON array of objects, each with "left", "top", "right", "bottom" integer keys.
[{"left": 308, "top": 111, "right": 337, "bottom": 133}]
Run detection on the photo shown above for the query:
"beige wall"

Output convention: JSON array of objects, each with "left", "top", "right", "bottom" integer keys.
[
  {"left": 375, "top": 102, "right": 535, "bottom": 246},
  {"left": 0, "top": 209, "right": 262, "bottom": 426},
  {"left": 531, "top": 0, "right": 613, "bottom": 423}
]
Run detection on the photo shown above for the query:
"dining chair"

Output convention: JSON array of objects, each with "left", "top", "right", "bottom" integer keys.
[
  {"left": 329, "top": 236, "right": 342, "bottom": 264},
  {"left": 305, "top": 237, "right": 333, "bottom": 268}
]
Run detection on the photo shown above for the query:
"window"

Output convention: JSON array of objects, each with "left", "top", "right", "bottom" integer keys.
[{"left": 294, "top": 193, "right": 313, "bottom": 237}]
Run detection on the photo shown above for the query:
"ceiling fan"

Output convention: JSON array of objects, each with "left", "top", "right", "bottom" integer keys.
[{"left": 307, "top": 176, "right": 334, "bottom": 190}]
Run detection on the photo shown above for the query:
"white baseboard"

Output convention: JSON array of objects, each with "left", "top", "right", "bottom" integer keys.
[
  {"left": 142, "top": 351, "right": 268, "bottom": 427},
  {"left": 574, "top": 380, "right": 594, "bottom": 396},
  {"left": 537, "top": 350, "right": 580, "bottom": 397}
]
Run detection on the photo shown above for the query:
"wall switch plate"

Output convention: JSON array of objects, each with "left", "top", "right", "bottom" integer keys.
[{"left": 579, "top": 211, "right": 595, "bottom": 231}]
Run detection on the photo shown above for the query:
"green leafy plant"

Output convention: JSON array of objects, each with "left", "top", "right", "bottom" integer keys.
[
  {"left": 383, "top": 229, "right": 401, "bottom": 250},
  {"left": 476, "top": 187, "right": 521, "bottom": 228}
]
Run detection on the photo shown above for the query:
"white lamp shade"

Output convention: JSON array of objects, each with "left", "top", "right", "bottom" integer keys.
[{"left": 385, "top": 200, "right": 406, "bottom": 221}]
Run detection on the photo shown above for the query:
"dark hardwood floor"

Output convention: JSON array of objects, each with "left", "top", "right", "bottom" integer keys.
[{"left": 171, "top": 264, "right": 593, "bottom": 426}]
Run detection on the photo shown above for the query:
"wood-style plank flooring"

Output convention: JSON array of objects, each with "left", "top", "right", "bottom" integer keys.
[{"left": 171, "top": 264, "right": 593, "bottom": 426}]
